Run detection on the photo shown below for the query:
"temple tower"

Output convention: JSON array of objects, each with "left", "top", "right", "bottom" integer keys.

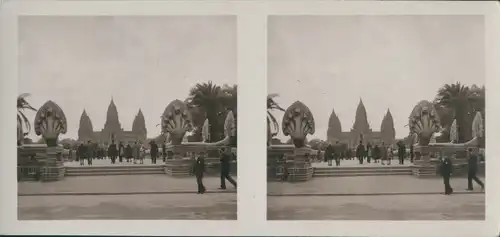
[
  {"left": 77, "top": 109, "right": 94, "bottom": 142},
  {"left": 327, "top": 108, "right": 342, "bottom": 144},
  {"left": 132, "top": 109, "right": 147, "bottom": 142},
  {"left": 102, "top": 98, "right": 122, "bottom": 142},
  {"left": 353, "top": 99, "right": 370, "bottom": 132},
  {"left": 380, "top": 108, "right": 396, "bottom": 145}
]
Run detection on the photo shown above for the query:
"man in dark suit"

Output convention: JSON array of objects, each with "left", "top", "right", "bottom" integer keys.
[
  {"left": 466, "top": 148, "right": 484, "bottom": 191},
  {"left": 162, "top": 142, "right": 167, "bottom": 163},
  {"left": 356, "top": 141, "right": 365, "bottom": 164},
  {"left": 86, "top": 140, "right": 93, "bottom": 166},
  {"left": 193, "top": 152, "right": 206, "bottom": 194},
  {"left": 219, "top": 147, "right": 237, "bottom": 189},
  {"left": 118, "top": 141, "right": 124, "bottom": 163},
  {"left": 149, "top": 140, "right": 159, "bottom": 164},
  {"left": 108, "top": 140, "right": 118, "bottom": 164},
  {"left": 439, "top": 153, "right": 454, "bottom": 195},
  {"left": 325, "top": 144, "right": 334, "bottom": 166},
  {"left": 398, "top": 142, "right": 406, "bottom": 165}
]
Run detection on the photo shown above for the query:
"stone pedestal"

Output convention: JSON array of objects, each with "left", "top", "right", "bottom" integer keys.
[
  {"left": 267, "top": 145, "right": 294, "bottom": 181},
  {"left": 268, "top": 145, "right": 313, "bottom": 182},
  {"left": 39, "top": 146, "right": 66, "bottom": 182},
  {"left": 286, "top": 147, "right": 314, "bottom": 182}
]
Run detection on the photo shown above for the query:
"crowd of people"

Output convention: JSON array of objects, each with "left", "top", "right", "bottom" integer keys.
[
  {"left": 71, "top": 140, "right": 166, "bottom": 165},
  {"left": 318, "top": 140, "right": 414, "bottom": 166},
  {"left": 69, "top": 140, "right": 237, "bottom": 194}
]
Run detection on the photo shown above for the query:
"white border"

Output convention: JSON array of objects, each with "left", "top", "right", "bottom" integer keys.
[{"left": 1, "top": 1, "right": 499, "bottom": 236}]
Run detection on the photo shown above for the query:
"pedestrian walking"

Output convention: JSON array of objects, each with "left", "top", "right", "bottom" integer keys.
[
  {"left": 466, "top": 148, "right": 484, "bottom": 191},
  {"left": 219, "top": 147, "right": 237, "bottom": 189},
  {"left": 439, "top": 153, "right": 454, "bottom": 195}
]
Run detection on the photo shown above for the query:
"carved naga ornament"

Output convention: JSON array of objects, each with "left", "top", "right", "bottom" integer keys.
[
  {"left": 408, "top": 100, "right": 441, "bottom": 146},
  {"left": 282, "top": 101, "right": 315, "bottom": 148},
  {"left": 161, "top": 100, "right": 193, "bottom": 145},
  {"left": 472, "top": 111, "right": 484, "bottom": 139},
  {"left": 224, "top": 110, "right": 236, "bottom": 138},
  {"left": 201, "top": 118, "right": 210, "bottom": 142},
  {"left": 34, "top": 100, "right": 67, "bottom": 147}
]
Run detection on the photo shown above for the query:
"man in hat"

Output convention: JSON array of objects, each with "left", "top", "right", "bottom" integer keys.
[
  {"left": 439, "top": 152, "right": 454, "bottom": 195},
  {"left": 219, "top": 147, "right": 237, "bottom": 189},
  {"left": 193, "top": 152, "right": 206, "bottom": 194},
  {"left": 466, "top": 148, "right": 484, "bottom": 191}
]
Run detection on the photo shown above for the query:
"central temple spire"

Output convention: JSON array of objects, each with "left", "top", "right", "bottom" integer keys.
[
  {"left": 104, "top": 98, "right": 121, "bottom": 131},
  {"left": 353, "top": 98, "right": 370, "bottom": 132}
]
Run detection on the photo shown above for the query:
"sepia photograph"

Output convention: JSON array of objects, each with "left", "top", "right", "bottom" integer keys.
[
  {"left": 17, "top": 16, "right": 238, "bottom": 220},
  {"left": 267, "top": 15, "right": 486, "bottom": 220}
]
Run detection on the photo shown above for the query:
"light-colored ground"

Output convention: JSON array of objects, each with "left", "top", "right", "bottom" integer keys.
[
  {"left": 19, "top": 193, "right": 236, "bottom": 220},
  {"left": 268, "top": 175, "right": 485, "bottom": 195},
  {"left": 19, "top": 175, "right": 237, "bottom": 195},
  {"left": 267, "top": 193, "right": 485, "bottom": 220}
]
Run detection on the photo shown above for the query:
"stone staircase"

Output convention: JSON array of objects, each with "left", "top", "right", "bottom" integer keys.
[
  {"left": 313, "top": 166, "right": 413, "bottom": 177},
  {"left": 65, "top": 165, "right": 165, "bottom": 176}
]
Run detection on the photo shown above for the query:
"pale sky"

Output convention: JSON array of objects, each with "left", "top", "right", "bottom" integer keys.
[
  {"left": 19, "top": 16, "right": 236, "bottom": 141},
  {"left": 268, "top": 15, "right": 484, "bottom": 142}
]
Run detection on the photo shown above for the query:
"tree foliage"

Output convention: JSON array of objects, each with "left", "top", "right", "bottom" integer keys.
[
  {"left": 186, "top": 81, "right": 237, "bottom": 142},
  {"left": 434, "top": 83, "right": 485, "bottom": 143}
]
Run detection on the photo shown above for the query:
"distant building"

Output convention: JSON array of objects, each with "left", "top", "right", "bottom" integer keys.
[
  {"left": 77, "top": 99, "right": 147, "bottom": 144},
  {"left": 327, "top": 99, "right": 395, "bottom": 148}
]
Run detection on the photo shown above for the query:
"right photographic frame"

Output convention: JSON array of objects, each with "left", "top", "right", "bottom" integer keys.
[{"left": 266, "top": 15, "right": 486, "bottom": 220}]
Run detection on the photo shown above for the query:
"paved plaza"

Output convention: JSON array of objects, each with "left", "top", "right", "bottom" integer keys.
[
  {"left": 268, "top": 175, "right": 485, "bottom": 195},
  {"left": 19, "top": 175, "right": 237, "bottom": 195},
  {"left": 19, "top": 193, "right": 236, "bottom": 220},
  {"left": 18, "top": 174, "right": 237, "bottom": 220},
  {"left": 267, "top": 193, "right": 484, "bottom": 220}
]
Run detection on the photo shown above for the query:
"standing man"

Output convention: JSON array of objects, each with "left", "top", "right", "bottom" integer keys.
[
  {"left": 334, "top": 141, "right": 341, "bottom": 166},
  {"left": 466, "top": 148, "right": 485, "bottom": 191},
  {"left": 409, "top": 144, "right": 414, "bottom": 163},
  {"left": 439, "top": 153, "right": 454, "bottom": 195},
  {"left": 162, "top": 142, "right": 167, "bottom": 163},
  {"left": 193, "top": 152, "right": 206, "bottom": 194},
  {"left": 149, "top": 140, "right": 159, "bottom": 164},
  {"left": 125, "top": 143, "right": 133, "bottom": 163},
  {"left": 398, "top": 141, "right": 406, "bottom": 165},
  {"left": 366, "top": 142, "right": 372, "bottom": 163},
  {"left": 78, "top": 142, "right": 86, "bottom": 166},
  {"left": 118, "top": 141, "right": 124, "bottom": 163},
  {"left": 132, "top": 141, "right": 140, "bottom": 164},
  {"left": 108, "top": 140, "right": 118, "bottom": 164},
  {"left": 356, "top": 141, "right": 365, "bottom": 165},
  {"left": 86, "top": 140, "right": 93, "bottom": 166},
  {"left": 219, "top": 147, "right": 237, "bottom": 190},
  {"left": 325, "top": 143, "right": 334, "bottom": 166}
]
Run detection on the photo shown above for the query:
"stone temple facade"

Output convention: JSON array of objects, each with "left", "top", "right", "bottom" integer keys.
[
  {"left": 77, "top": 99, "right": 147, "bottom": 144},
  {"left": 327, "top": 99, "right": 395, "bottom": 148}
]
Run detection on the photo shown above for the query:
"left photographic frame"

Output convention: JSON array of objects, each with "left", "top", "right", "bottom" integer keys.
[{"left": 16, "top": 15, "right": 238, "bottom": 220}]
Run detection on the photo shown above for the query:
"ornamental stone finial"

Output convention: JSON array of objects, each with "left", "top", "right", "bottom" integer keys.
[{"left": 282, "top": 101, "right": 315, "bottom": 148}]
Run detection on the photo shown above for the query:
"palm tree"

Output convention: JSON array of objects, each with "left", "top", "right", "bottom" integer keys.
[
  {"left": 435, "top": 82, "right": 476, "bottom": 143},
  {"left": 221, "top": 84, "right": 237, "bottom": 112},
  {"left": 267, "top": 94, "right": 285, "bottom": 145},
  {"left": 17, "top": 93, "right": 37, "bottom": 145},
  {"left": 186, "top": 81, "right": 225, "bottom": 141}
]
